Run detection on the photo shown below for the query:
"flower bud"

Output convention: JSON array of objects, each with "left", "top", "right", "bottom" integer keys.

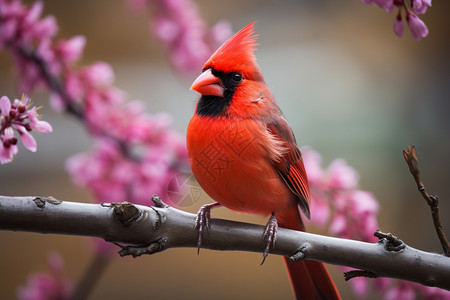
[{"left": 403, "top": 145, "right": 420, "bottom": 179}]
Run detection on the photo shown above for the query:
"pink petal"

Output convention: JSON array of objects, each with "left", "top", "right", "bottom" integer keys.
[
  {"left": 64, "top": 72, "right": 84, "bottom": 101},
  {"left": 49, "top": 93, "right": 66, "bottom": 112},
  {"left": 0, "top": 19, "right": 18, "bottom": 49},
  {"left": 326, "top": 158, "right": 359, "bottom": 189},
  {"left": 27, "top": 108, "right": 53, "bottom": 133},
  {"left": 370, "top": 0, "right": 394, "bottom": 12},
  {"left": 34, "top": 120, "right": 52, "bottom": 133},
  {"left": 17, "top": 127, "right": 37, "bottom": 152},
  {"left": 210, "top": 20, "right": 233, "bottom": 44},
  {"left": 413, "top": 0, "right": 432, "bottom": 14},
  {"left": 0, "top": 95, "right": 11, "bottom": 116},
  {"left": 407, "top": 13, "right": 429, "bottom": 40},
  {"left": 393, "top": 17, "right": 404, "bottom": 37},
  {"left": 81, "top": 62, "right": 114, "bottom": 86},
  {"left": 55, "top": 35, "right": 86, "bottom": 63},
  {"left": 309, "top": 195, "right": 331, "bottom": 226},
  {"left": 351, "top": 190, "right": 379, "bottom": 215},
  {"left": 300, "top": 146, "right": 324, "bottom": 183},
  {"left": 385, "top": 283, "right": 416, "bottom": 300},
  {"left": 24, "top": 1, "right": 43, "bottom": 25},
  {"left": 329, "top": 213, "right": 347, "bottom": 235},
  {"left": 32, "top": 15, "right": 58, "bottom": 40},
  {"left": 153, "top": 17, "right": 179, "bottom": 43},
  {"left": 348, "top": 276, "right": 369, "bottom": 297},
  {"left": 0, "top": 143, "right": 15, "bottom": 164}
]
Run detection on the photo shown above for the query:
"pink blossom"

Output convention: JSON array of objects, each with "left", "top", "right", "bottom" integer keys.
[
  {"left": 0, "top": 95, "right": 11, "bottom": 115},
  {"left": 420, "top": 285, "right": 450, "bottom": 299},
  {"left": 30, "top": 15, "right": 58, "bottom": 41},
  {"left": 413, "top": 0, "right": 432, "bottom": 14},
  {"left": 329, "top": 213, "right": 346, "bottom": 235},
  {"left": 54, "top": 35, "right": 86, "bottom": 64},
  {"left": 80, "top": 62, "right": 115, "bottom": 86},
  {"left": 385, "top": 282, "right": 416, "bottom": 300},
  {"left": 64, "top": 71, "right": 85, "bottom": 102},
  {"left": 0, "top": 127, "right": 18, "bottom": 164},
  {"left": 17, "top": 252, "right": 72, "bottom": 300},
  {"left": 407, "top": 12, "right": 429, "bottom": 40},
  {"left": 308, "top": 195, "right": 330, "bottom": 226},
  {"left": 301, "top": 147, "right": 390, "bottom": 295},
  {"left": 23, "top": 1, "right": 43, "bottom": 25},
  {"left": 393, "top": 12, "right": 404, "bottom": 37},
  {"left": 0, "top": 95, "right": 52, "bottom": 163},
  {"left": 301, "top": 146, "right": 324, "bottom": 184},
  {"left": 2, "top": 0, "right": 190, "bottom": 260},
  {"left": 27, "top": 108, "right": 53, "bottom": 133},
  {"left": 347, "top": 271, "right": 370, "bottom": 297},
  {"left": 49, "top": 93, "right": 65, "bottom": 112},
  {"left": 362, "top": 0, "right": 431, "bottom": 40},
  {"left": 134, "top": 0, "right": 232, "bottom": 76},
  {"left": 362, "top": 0, "right": 394, "bottom": 12},
  {"left": 325, "top": 158, "right": 359, "bottom": 189},
  {"left": 209, "top": 20, "right": 233, "bottom": 45},
  {"left": 65, "top": 128, "right": 186, "bottom": 209}
]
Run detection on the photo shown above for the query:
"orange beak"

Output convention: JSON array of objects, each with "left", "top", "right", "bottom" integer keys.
[{"left": 190, "top": 69, "right": 224, "bottom": 97}]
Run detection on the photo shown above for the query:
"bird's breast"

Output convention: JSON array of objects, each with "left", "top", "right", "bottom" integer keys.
[{"left": 187, "top": 115, "right": 294, "bottom": 216}]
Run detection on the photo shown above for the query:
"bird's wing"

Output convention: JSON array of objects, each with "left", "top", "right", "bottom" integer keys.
[{"left": 267, "top": 117, "right": 310, "bottom": 219}]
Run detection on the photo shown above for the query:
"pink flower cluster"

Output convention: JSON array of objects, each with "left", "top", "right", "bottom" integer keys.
[
  {"left": 129, "top": 0, "right": 232, "bottom": 76},
  {"left": 66, "top": 118, "right": 187, "bottom": 206},
  {"left": 17, "top": 252, "right": 72, "bottom": 300},
  {"left": 0, "top": 0, "right": 189, "bottom": 207},
  {"left": 0, "top": 0, "right": 79, "bottom": 92},
  {"left": 302, "top": 147, "right": 450, "bottom": 299},
  {"left": 362, "top": 0, "right": 431, "bottom": 40},
  {"left": 0, "top": 95, "right": 52, "bottom": 164},
  {"left": 302, "top": 147, "right": 379, "bottom": 242}
]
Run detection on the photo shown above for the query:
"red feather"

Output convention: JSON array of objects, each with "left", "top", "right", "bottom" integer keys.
[
  {"left": 187, "top": 22, "right": 340, "bottom": 300},
  {"left": 267, "top": 119, "right": 311, "bottom": 218},
  {"left": 203, "top": 22, "right": 263, "bottom": 80}
]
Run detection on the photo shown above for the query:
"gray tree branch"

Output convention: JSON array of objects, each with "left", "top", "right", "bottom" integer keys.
[{"left": 1, "top": 195, "right": 449, "bottom": 291}]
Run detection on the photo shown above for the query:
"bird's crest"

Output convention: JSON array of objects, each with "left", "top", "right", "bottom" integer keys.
[{"left": 203, "top": 22, "right": 261, "bottom": 79}]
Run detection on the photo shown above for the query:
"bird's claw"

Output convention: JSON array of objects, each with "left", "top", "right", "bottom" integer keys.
[
  {"left": 195, "top": 203, "right": 221, "bottom": 254},
  {"left": 261, "top": 214, "right": 278, "bottom": 265}
]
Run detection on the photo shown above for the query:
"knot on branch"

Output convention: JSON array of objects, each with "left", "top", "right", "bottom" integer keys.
[
  {"left": 151, "top": 195, "right": 170, "bottom": 208},
  {"left": 32, "top": 196, "right": 62, "bottom": 208},
  {"left": 289, "top": 245, "right": 310, "bottom": 262},
  {"left": 430, "top": 195, "right": 439, "bottom": 210},
  {"left": 375, "top": 230, "right": 406, "bottom": 252},
  {"left": 115, "top": 237, "right": 168, "bottom": 258},
  {"left": 102, "top": 202, "right": 142, "bottom": 226}
]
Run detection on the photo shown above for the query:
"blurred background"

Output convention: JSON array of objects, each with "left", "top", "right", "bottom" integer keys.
[{"left": 1, "top": 0, "right": 449, "bottom": 299}]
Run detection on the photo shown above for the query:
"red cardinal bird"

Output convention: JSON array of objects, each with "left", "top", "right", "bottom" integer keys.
[{"left": 187, "top": 22, "right": 340, "bottom": 300}]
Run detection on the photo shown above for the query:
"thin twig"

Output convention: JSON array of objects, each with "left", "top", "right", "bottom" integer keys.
[
  {"left": 374, "top": 230, "right": 406, "bottom": 252},
  {"left": 13, "top": 45, "right": 140, "bottom": 161},
  {"left": 403, "top": 146, "right": 450, "bottom": 256},
  {"left": 15, "top": 46, "right": 84, "bottom": 120}
]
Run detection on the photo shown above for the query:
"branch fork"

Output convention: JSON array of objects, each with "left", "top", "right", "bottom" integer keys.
[{"left": 403, "top": 145, "right": 450, "bottom": 256}]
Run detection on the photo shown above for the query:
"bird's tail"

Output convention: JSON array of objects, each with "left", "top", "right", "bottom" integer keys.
[{"left": 278, "top": 208, "right": 341, "bottom": 300}]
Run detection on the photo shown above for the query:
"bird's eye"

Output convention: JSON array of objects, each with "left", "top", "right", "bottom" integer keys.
[{"left": 231, "top": 72, "right": 243, "bottom": 84}]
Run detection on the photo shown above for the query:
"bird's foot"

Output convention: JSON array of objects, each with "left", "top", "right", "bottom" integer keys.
[
  {"left": 195, "top": 202, "right": 221, "bottom": 254},
  {"left": 261, "top": 213, "right": 278, "bottom": 265}
]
